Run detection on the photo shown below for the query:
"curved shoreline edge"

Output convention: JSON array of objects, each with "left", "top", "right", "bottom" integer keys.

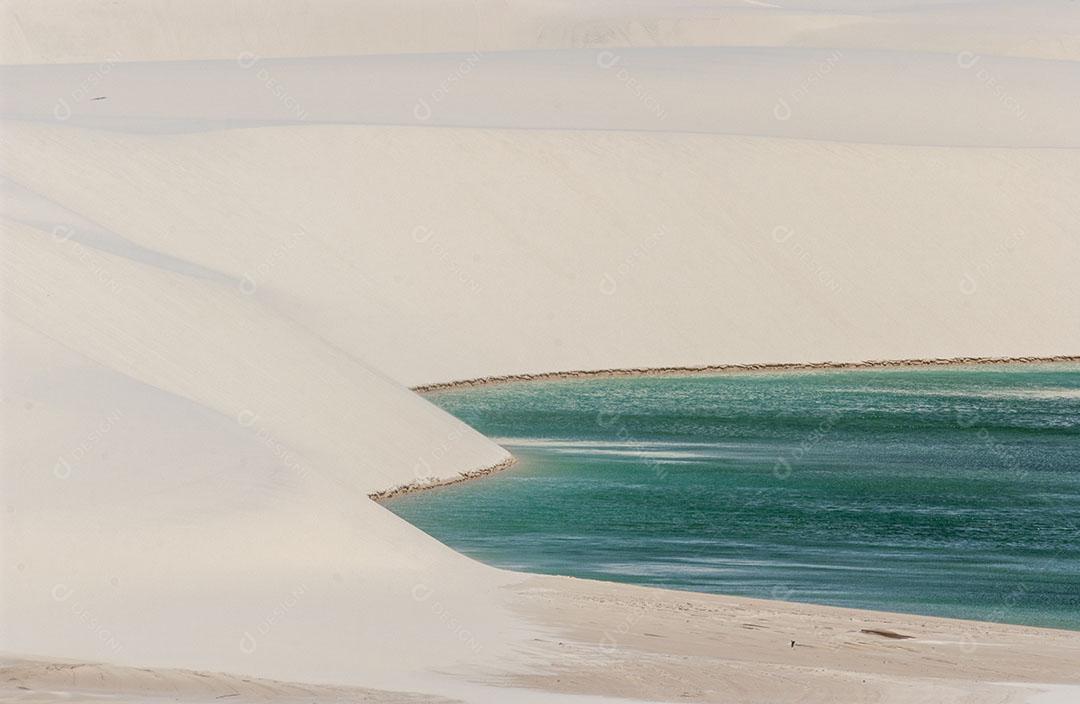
[
  {"left": 411, "top": 355, "right": 1080, "bottom": 393},
  {"left": 378, "top": 354, "right": 1080, "bottom": 501},
  {"left": 369, "top": 457, "right": 517, "bottom": 501},
  {"left": 373, "top": 354, "right": 1080, "bottom": 496}
]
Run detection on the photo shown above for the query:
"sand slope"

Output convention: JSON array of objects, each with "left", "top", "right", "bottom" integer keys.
[
  {"left": 3, "top": 122, "right": 1077, "bottom": 388},
  {"left": 1, "top": 221, "right": 521, "bottom": 692}
]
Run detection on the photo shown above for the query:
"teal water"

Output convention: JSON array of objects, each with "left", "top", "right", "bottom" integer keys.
[{"left": 387, "top": 365, "right": 1080, "bottom": 629}]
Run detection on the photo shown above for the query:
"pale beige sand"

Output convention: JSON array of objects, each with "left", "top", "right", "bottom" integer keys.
[
  {"left": 4, "top": 124, "right": 1078, "bottom": 390},
  {"left": 510, "top": 575, "right": 1080, "bottom": 703},
  {"left": 2, "top": 1, "right": 1079, "bottom": 703},
  {"left": 7, "top": 576, "right": 1080, "bottom": 704},
  {"left": 4, "top": 0, "right": 1078, "bottom": 64},
  {"left": 0, "top": 657, "right": 458, "bottom": 703}
]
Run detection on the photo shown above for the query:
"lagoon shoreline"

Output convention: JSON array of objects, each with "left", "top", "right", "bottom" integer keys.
[
  {"left": 412, "top": 355, "right": 1080, "bottom": 393},
  {"left": 387, "top": 355, "right": 1080, "bottom": 503},
  {"left": 369, "top": 457, "right": 517, "bottom": 501}
]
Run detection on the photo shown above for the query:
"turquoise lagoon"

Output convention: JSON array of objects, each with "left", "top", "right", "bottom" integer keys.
[{"left": 386, "top": 365, "right": 1080, "bottom": 629}]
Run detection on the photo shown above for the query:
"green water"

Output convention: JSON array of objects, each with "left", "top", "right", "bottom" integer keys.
[{"left": 387, "top": 365, "right": 1080, "bottom": 629}]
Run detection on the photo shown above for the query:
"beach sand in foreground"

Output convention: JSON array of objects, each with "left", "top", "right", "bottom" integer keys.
[{"left": 7, "top": 574, "right": 1080, "bottom": 704}]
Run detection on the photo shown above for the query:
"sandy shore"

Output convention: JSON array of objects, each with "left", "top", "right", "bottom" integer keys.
[
  {"left": 7, "top": 574, "right": 1080, "bottom": 704},
  {"left": 508, "top": 575, "right": 1080, "bottom": 703},
  {"left": 0, "top": 657, "right": 458, "bottom": 704},
  {"left": 369, "top": 457, "right": 517, "bottom": 501},
  {"left": 412, "top": 356, "right": 1080, "bottom": 393}
]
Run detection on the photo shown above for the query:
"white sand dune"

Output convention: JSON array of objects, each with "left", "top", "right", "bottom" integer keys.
[
  {"left": 3, "top": 122, "right": 1077, "bottom": 388},
  {"left": 3, "top": 0, "right": 1079, "bottom": 64},
  {"left": 2, "top": 1, "right": 1079, "bottom": 702}
]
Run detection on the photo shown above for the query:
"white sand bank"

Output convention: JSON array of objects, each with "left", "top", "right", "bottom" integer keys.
[{"left": 3, "top": 123, "right": 1078, "bottom": 389}]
